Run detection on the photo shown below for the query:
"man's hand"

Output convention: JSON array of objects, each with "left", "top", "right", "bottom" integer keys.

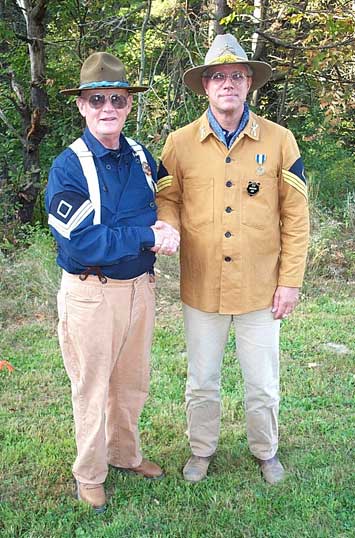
[
  {"left": 151, "top": 220, "right": 180, "bottom": 256},
  {"left": 272, "top": 286, "right": 300, "bottom": 320}
]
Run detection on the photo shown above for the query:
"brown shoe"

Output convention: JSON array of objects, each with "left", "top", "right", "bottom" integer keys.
[
  {"left": 113, "top": 458, "right": 164, "bottom": 480},
  {"left": 183, "top": 455, "right": 212, "bottom": 483},
  {"left": 256, "top": 455, "right": 285, "bottom": 485},
  {"left": 76, "top": 481, "right": 106, "bottom": 513}
]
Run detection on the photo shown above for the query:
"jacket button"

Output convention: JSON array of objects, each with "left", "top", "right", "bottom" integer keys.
[
  {"left": 105, "top": 164, "right": 111, "bottom": 170},
  {"left": 224, "top": 256, "right": 232, "bottom": 262},
  {"left": 225, "top": 206, "right": 232, "bottom": 213},
  {"left": 226, "top": 181, "right": 233, "bottom": 187},
  {"left": 225, "top": 231, "right": 232, "bottom": 238},
  {"left": 225, "top": 156, "right": 231, "bottom": 163},
  {"left": 149, "top": 201, "right": 156, "bottom": 208}
]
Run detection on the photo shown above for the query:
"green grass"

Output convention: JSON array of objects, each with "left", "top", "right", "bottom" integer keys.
[{"left": 0, "top": 231, "right": 354, "bottom": 537}]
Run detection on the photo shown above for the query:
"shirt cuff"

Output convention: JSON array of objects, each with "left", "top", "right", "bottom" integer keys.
[{"left": 139, "top": 227, "right": 155, "bottom": 249}]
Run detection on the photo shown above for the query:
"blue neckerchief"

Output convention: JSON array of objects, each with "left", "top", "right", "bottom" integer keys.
[{"left": 207, "top": 103, "right": 250, "bottom": 148}]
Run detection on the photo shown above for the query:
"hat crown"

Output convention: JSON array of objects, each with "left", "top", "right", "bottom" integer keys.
[
  {"left": 182, "top": 33, "right": 272, "bottom": 95},
  {"left": 205, "top": 34, "right": 248, "bottom": 66},
  {"left": 80, "top": 52, "right": 127, "bottom": 85},
  {"left": 61, "top": 51, "right": 148, "bottom": 94}
]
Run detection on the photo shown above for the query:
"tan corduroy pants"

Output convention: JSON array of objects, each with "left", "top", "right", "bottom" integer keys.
[
  {"left": 183, "top": 304, "right": 280, "bottom": 461},
  {"left": 57, "top": 271, "right": 155, "bottom": 485}
]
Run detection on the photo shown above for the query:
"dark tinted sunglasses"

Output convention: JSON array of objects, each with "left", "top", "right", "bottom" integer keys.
[{"left": 83, "top": 93, "right": 128, "bottom": 110}]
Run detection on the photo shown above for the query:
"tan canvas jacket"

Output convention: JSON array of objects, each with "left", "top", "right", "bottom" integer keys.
[{"left": 156, "top": 111, "right": 309, "bottom": 314}]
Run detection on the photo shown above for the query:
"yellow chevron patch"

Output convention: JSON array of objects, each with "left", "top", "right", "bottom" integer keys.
[
  {"left": 156, "top": 175, "right": 173, "bottom": 193},
  {"left": 282, "top": 170, "right": 308, "bottom": 199}
]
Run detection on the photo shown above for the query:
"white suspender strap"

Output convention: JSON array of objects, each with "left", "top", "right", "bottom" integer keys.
[
  {"left": 69, "top": 138, "right": 101, "bottom": 225},
  {"left": 125, "top": 137, "right": 156, "bottom": 194}
]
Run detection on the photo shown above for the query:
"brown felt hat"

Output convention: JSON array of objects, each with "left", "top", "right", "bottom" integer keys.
[
  {"left": 61, "top": 52, "right": 148, "bottom": 95},
  {"left": 183, "top": 34, "right": 272, "bottom": 95}
]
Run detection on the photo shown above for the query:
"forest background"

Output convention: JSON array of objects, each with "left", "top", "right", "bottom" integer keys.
[{"left": 0, "top": 1, "right": 354, "bottom": 537}]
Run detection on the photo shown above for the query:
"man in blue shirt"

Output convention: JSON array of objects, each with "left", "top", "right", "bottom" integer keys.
[{"left": 46, "top": 52, "right": 179, "bottom": 512}]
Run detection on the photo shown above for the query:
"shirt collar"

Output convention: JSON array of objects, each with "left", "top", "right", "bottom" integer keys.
[
  {"left": 198, "top": 113, "right": 215, "bottom": 142},
  {"left": 82, "top": 127, "right": 132, "bottom": 158},
  {"left": 206, "top": 103, "right": 250, "bottom": 148}
]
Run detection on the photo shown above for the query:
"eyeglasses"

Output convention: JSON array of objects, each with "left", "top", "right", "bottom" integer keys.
[
  {"left": 82, "top": 93, "right": 128, "bottom": 109},
  {"left": 203, "top": 71, "right": 250, "bottom": 84}
]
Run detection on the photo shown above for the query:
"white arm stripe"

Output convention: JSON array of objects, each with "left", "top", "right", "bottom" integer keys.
[
  {"left": 48, "top": 200, "right": 94, "bottom": 239},
  {"left": 69, "top": 138, "right": 101, "bottom": 224},
  {"left": 125, "top": 137, "right": 156, "bottom": 194}
]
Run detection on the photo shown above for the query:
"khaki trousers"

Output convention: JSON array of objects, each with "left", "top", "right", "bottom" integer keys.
[
  {"left": 57, "top": 271, "right": 155, "bottom": 485},
  {"left": 183, "top": 304, "right": 280, "bottom": 460}
]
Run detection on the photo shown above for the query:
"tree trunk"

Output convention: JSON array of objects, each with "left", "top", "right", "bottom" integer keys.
[
  {"left": 136, "top": 0, "right": 152, "bottom": 136},
  {"left": 208, "top": 0, "right": 230, "bottom": 41},
  {"left": 16, "top": 0, "right": 49, "bottom": 223},
  {"left": 250, "top": 0, "right": 269, "bottom": 107}
]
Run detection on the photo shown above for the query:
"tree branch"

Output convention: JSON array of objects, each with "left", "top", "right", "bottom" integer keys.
[
  {"left": 8, "top": 70, "right": 27, "bottom": 109},
  {"left": 252, "top": 25, "right": 355, "bottom": 51},
  {"left": 137, "top": 0, "right": 152, "bottom": 135},
  {"left": 15, "top": 0, "right": 28, "bottom": 25}
]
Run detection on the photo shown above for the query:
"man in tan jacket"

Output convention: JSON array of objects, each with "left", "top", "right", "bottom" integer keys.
[{"left": 156, "top": 34, "right": 309, "bottom": 484}]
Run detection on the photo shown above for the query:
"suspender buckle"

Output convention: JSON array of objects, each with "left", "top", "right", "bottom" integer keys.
[{"left": 79, "top": 267, "right": 108, "bottom": 284}]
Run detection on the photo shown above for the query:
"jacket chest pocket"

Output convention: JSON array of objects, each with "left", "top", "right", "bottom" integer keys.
[
  {"left": 241, "top": 177, "right": 278, "bottom": 229},
  {"left": 182, "top": 177, "right": 214, "bottom": 228}
]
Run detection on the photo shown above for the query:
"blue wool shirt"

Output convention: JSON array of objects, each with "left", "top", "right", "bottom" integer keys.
[
  {"left": 45, "top": 128, "right": 157, "bottom": 279},
  {"left": 207, "top": 103, "right": 250, "bottom": 148}
]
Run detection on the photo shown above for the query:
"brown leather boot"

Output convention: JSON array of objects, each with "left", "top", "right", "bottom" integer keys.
[
  {"left": 256, "top": 455, "right": 285, "bottom": 485},
  {"left": 112, "top": 458, "right": 164, "bottom": 479},
  {"left": 76, "top": 481, "right": 106, "bottom": 513}
]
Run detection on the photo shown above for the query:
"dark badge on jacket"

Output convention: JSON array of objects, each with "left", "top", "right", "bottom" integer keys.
[{"left": 247, "top": 181, "right": 260, "bottom": 196}]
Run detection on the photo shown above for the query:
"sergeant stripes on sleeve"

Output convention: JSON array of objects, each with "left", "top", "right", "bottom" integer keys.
[
  {"left": 48, "top": 199, "right": 94, "bottom": 239},
  {"left": 282, "top": 170, "right": 307, "bottom": 198},
  {"left": 156, "top": 175, "right": 173, "bottom": 192},
  {"left": 282, "top": 157, "right": 307, "bottom": 199},
  {"left": 157, "top": 161, "right": 173, "bottom": 192}
]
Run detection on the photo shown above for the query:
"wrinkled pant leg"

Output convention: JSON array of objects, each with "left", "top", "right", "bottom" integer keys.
[
  {"left": 233, "top": 308, "right": 280, "bottom": 460},
  {"left": 57, "top": 275, "right": 121, "bottom": 485},
  {"left": 183, "top": 304, "right": 231, "bottom": 457},
  {"left": 106, "top": 273, "right": 155, "bottom": 468}
]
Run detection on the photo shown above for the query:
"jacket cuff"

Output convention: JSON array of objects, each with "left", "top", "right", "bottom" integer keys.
[{"left": 277, "top": 277, "right": 303, "bottom": 288}]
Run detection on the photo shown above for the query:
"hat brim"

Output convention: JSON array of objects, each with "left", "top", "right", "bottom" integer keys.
[
  {"left": 183, "top": 61, "right": 272, "bottom": 94},
  {"left": 60, "top": 85, "right": 149, "bottom": 96}
]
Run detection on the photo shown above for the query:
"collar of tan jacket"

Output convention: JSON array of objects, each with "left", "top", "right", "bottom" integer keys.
[{"left": 198, "top": 109, "right": 261, "bottom": 144}]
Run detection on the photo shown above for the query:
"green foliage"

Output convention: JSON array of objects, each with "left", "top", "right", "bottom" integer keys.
[
  {"left": 1, "top": 0, "right": 355, "bottom": 240},
  {"left": 306, "top": 208, "right": 355, "bottom": 283},
  {"left": 288, "top": 108, "right": 355, "bottom": 217},
  {"left": 0, "top": 225, "right": 60, "bottom": 329},
  {"left": 0, "top": 231, "right": 354, "bottom": 536}
]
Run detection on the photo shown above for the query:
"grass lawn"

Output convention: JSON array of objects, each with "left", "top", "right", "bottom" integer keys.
[{"left": 0, "top": 250, "right": 354, "bottom": 537}]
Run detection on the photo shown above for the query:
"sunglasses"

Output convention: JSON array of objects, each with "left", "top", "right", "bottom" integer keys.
[{"left": 82, "top": 93, "right": 129, "bottom": 110}]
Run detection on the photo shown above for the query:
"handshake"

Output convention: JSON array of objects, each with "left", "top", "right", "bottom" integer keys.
[{"left": 150, "top": 220, "right": 180, "bottom": 256}]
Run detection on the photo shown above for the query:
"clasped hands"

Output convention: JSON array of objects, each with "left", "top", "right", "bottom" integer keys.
[{"left": 151, "top": 220, "right": 180, "bottom": 256}]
